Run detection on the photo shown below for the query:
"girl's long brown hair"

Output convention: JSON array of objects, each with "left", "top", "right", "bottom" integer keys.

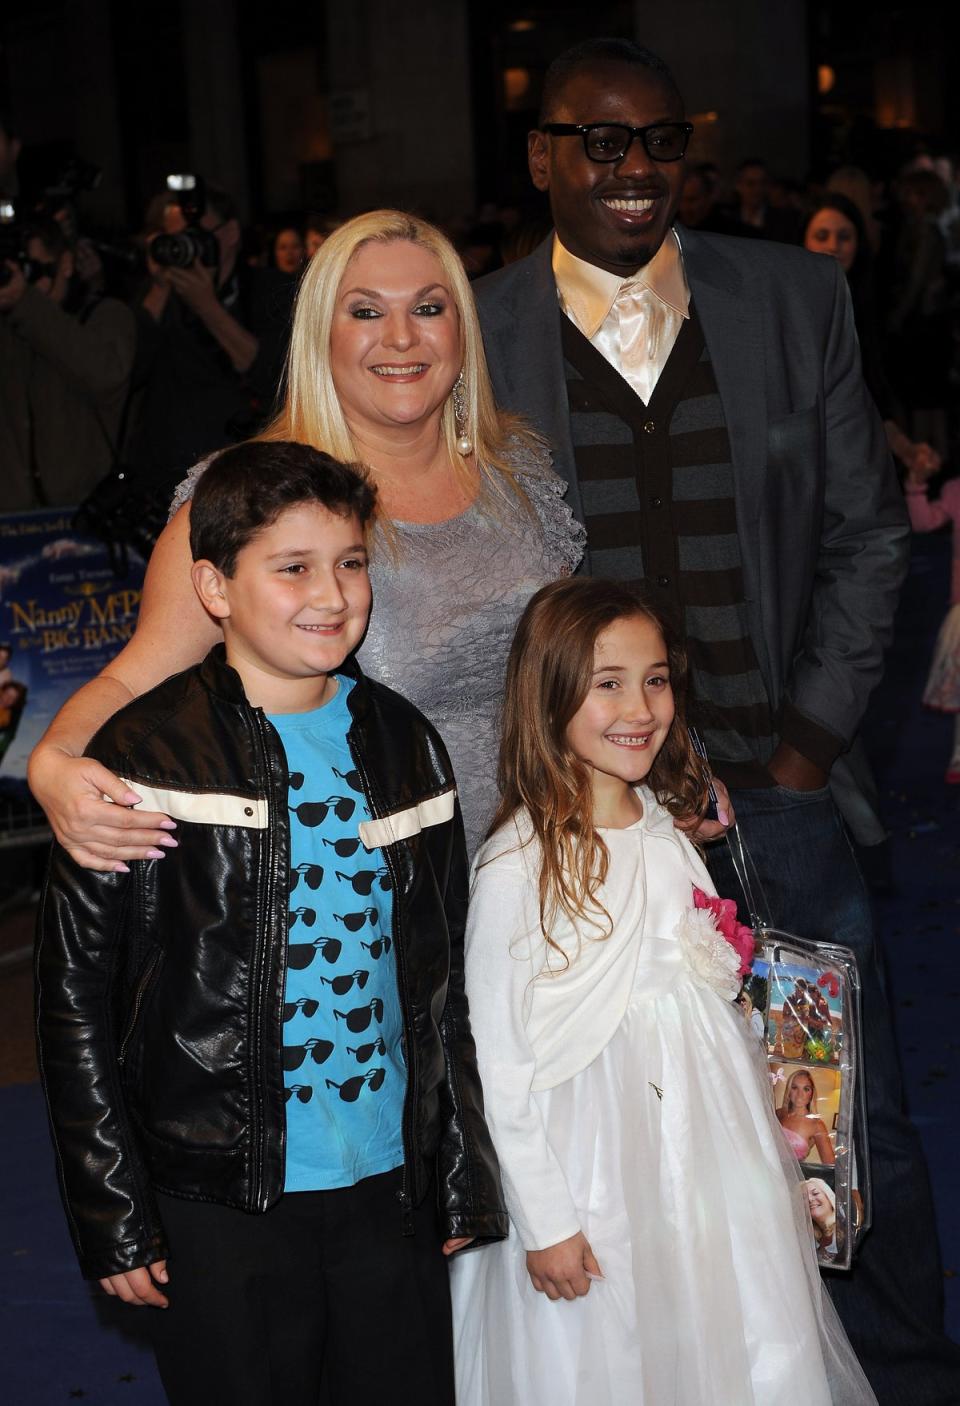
[{"left": 489, "top": 579, "right": 706, "bottom": 959}]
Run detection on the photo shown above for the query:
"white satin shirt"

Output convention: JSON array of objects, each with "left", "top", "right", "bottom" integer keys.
[{"left": 552, "top": 230, "right": 691, "bottom": 404}]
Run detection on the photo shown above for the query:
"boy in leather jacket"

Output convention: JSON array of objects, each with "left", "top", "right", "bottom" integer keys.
[{"left": 36, "top": 440, "right": 506, "bottom": 1406}]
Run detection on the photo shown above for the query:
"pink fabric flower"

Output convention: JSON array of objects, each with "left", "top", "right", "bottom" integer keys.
[{"left": 692, "top": 887, "right": 755, "bottom": 978}]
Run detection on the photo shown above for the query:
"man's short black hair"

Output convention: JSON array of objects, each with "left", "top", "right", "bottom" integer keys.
[
  {"left": 538, "top": 38, "right": 682, "bottom": 125},
  {"left": 189, "top": 441, "right": 376, "bottom": 576}
]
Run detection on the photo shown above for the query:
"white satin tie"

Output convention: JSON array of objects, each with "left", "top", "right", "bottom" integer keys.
[{"left": 592, "top": 281, "right": 682, "bottom": 406}]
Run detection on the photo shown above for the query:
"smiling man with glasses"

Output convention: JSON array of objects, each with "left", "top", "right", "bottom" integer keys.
[{"left": 471, "top": 35, "right": 959, "bottom": 1404}]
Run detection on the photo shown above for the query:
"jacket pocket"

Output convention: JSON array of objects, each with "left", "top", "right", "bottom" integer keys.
[
  {"left": 766, "top": 402, "right": 821, "bottom": 470},
  {"left": 118, "top": 947, "right": 163, "bottom": 1068}
]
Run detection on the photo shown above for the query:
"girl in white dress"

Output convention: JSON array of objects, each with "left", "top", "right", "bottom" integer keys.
[{"left": 451, "top": 578, "right": 876, "bottom": 1406}]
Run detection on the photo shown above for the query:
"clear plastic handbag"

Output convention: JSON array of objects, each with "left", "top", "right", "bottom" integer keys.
[{"left": 727, "top": 825, "right": 871, "bottom": 1272}]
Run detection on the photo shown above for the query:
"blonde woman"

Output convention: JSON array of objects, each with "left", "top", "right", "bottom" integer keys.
[
  {"left": 806, "top": 1177, "right": 839, "bottom": 1257},
  {"left": 776, "top": 1067, "right": 836, "bottom": 1165},
  {"left": 28, "top": 211, "right": 584, "bottom": 858}
]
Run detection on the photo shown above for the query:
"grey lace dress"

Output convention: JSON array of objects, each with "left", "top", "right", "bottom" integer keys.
[{"left": 171, "top": 443, "right": 584, "bottom": 856}]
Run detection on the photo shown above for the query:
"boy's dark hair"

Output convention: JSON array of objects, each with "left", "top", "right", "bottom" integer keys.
[
  {"left": 189, "top": 440, "right": 376, "bottom": 576},
  {"left": 538, "top": 38, "right": 682, "bottom": 125}
]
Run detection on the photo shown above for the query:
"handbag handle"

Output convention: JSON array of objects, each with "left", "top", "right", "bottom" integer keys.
[{"left": 724, "top": 823, "right": 772, "bottom": 932}]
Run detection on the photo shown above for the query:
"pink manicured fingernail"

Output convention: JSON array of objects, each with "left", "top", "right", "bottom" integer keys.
[
  {"left": 114, "top": 863, "right": 131, "bottom": 874},
  {"left": 146, "top": 849, "right": 165, "bottom": 860},
  {"left": 586, "top": 1272, "right": 605, "bottom": 1281},
  {"left": 159, "top": 820, "right": 177, "bottom": 830},
  {"left": 718, "top": 808, "right": 729, "bottom": 826},
  {"left": 157, "top": 836, "right": 179, "bottom": 847},
  {"left": 122, "top": 792, "right": 141, "bottom": 805}
]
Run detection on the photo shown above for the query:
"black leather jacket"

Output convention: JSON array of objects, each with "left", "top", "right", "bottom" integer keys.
[{"left": 36, "top": 646, "right": 507, "bottom": 1280}]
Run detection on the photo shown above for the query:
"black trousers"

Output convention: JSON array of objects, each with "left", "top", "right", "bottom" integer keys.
[{"left": 147, "top": 1169, "right": 455, "bottom": 1406}]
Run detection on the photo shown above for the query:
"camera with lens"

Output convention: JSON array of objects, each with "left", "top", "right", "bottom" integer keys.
[
  {"left": 150, "top": 173, "right": 219, "bottom": 271},
  {"left": 0, "top": 200, "right": 39, "bottom": 288}
]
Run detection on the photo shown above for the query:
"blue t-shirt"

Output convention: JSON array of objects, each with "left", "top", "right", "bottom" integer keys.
[{"left": 268, "top": 677, "right": 405, "bottom": 1191}]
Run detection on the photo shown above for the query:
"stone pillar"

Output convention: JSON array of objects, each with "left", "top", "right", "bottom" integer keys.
[
  {"left": 633, "top": 0, "right": 810, "bottom": 184},
  {"left": 324, "top": 0, "right": 475, "bottom": 220},
  {"left": 182, "top": 0, "right": 251, "bottom": 218}
]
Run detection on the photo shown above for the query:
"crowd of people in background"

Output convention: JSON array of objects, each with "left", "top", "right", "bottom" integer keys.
[
  {"left": 1, "top": 98, "right": 958, "bottom": 524},
  {"left": 1, "top": 107, "right": 959, "bottom": 789}
]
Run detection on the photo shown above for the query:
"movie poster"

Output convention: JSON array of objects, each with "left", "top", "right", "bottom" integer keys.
[{"left": 0, "top": 509, "right": 145, "bottom": 788}]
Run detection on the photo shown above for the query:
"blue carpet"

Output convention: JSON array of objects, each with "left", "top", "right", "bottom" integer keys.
[
  {"left": 1, "top": 531, "right": 957, "bottom": 1403},
  {"left": 0, "top": 1081, "right": 165, "bottom": 1404},
  {"left": 860, "top": 528, "right": 960, "bottom": 1337}
]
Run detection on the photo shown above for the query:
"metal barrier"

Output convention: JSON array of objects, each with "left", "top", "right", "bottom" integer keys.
[{"left": 0, "top": 791, "right": 51, "bottom": 850}]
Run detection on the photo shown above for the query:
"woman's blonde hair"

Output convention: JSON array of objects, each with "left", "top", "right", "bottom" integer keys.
[
  {"left": 260, "top": 209, "right": 537, "bottom": 507},
  {"left": 489, "top": 578, "right": 706, "bottom": 959},
  {"left": 805, "top": 1177, "right": 837, "bottom": 1242},
  {"left": 784, "top": 1067, "right": 819, "bottom": 1115}
]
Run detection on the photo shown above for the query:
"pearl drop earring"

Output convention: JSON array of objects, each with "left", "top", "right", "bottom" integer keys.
[{"left": 452, "top": 371, "right": 473, "bottom": 456}]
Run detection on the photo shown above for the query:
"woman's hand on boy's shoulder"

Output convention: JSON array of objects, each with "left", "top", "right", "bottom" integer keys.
[
  {"left": 99, "top": 1259, "right": 169, "bottom": 1308},
  {"left": 526, "top": 1231, "right": 603, "bottom": 1301}
]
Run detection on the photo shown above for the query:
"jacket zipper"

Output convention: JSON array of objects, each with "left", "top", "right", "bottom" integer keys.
[
  {"left": 117, "top": 948, "right": 162, "bottom": 1067},
  {"left": 251, "top": 708, "right": 281, "bottom": 1212},
  {"left": 349, "top": 725, "right": 417, "bottom": 1236}
]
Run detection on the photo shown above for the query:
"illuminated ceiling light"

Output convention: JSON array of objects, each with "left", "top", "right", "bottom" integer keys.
[
  {"left": 509, "top": 19, "right": 536, "bottom": 31},
  {"left": 818, "top": 64, "right": 836, "bottom": 95},
  {"left": 504, "top": 67, "right": 531, "bottom": 104}
]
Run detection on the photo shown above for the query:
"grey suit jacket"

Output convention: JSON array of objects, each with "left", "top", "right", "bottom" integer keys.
[{"left": 474, "top": 230, "right": 909, "bottom": 840}]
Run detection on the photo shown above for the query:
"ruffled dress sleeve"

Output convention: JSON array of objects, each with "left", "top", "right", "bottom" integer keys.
[
  {"left": 167, "top": 453, "right": 221, "bottom": 519},
  {"left": 502, "top": 437, "right": 586, "bottom": 578}
]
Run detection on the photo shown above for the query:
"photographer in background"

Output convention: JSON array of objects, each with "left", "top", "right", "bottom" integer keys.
[
  {"left": 128, "top": 179, "right": 290, "bottom": 498},
  {"left": 0, "top": 216, "right": 136, "bottom": 511}
]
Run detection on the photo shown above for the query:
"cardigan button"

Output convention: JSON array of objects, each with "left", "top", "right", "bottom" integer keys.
[
  {"left": 656, "top": 574, "right": 669, "bottom": 588},
  {"left": 244, "top": 806, "right": 254, "bottom": 816},
  {"left": 643, "top": 419, "right": 656, "bottom": 434}
]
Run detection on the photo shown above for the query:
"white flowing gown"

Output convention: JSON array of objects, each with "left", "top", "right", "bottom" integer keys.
[{"left": 451, "top": 794, "right": 876, "bottom": 1406}]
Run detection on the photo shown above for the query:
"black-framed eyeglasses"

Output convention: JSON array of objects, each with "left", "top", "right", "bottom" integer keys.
[
  {"left": 540, "top": 121, "right": 693, "bottom": 164},
  {"left": 325, "top": 1067, "right": 386, "bottom": 1102},
  {"left": 284, "top": 1083, "right": 313, "bottom": 1104},
  {"left": 336, "top": 867, "right": 392, "bottom": 896},
  {"left": 283, "top": 1037, "right": 334, "bottom": 1071},
  {"left": 320, "top": 968, "right": 370, "bottom": 995}
]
